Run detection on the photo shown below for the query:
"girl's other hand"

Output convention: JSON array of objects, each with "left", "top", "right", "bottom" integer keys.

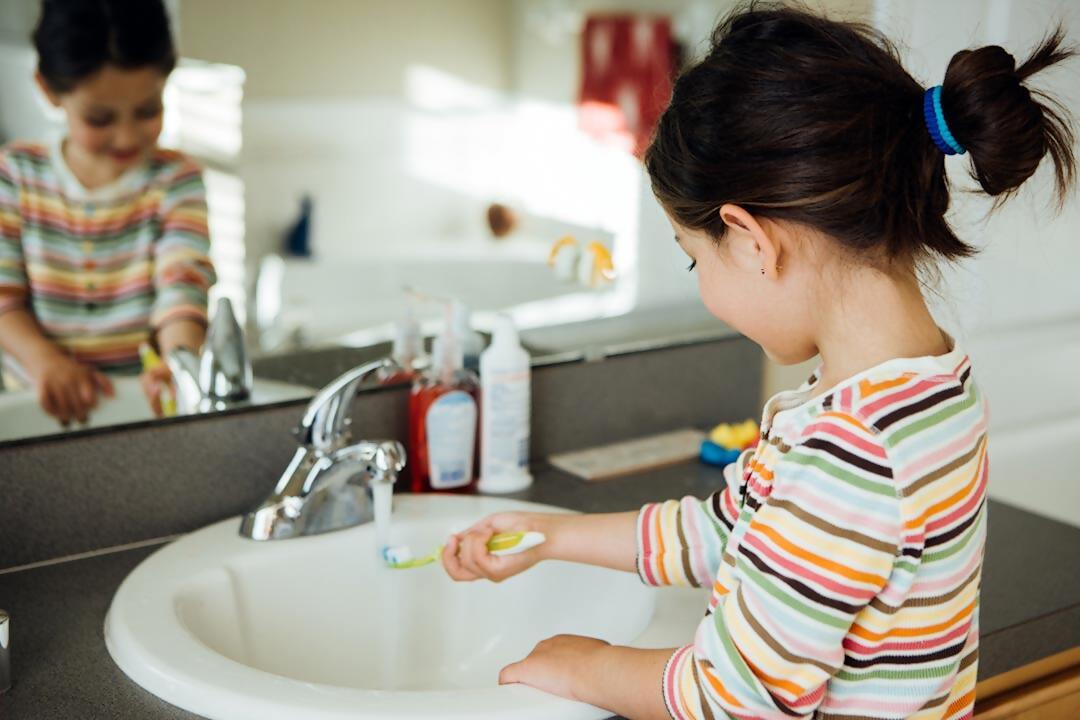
[
  {"left": 34, "top": 352, "right": 114, "bottom": 425},
  {"left": 139, "top": 363, "right": 174, "bottom": 417},
  {"left": 442, "top": 512, "right": 558, "bottom": 583},
  {"left": 499, "top": 634, "right": 610, "bottom": 700}
]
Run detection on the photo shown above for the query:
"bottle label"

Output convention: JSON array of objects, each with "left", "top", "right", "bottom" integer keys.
[
  {"left": 481, "top": 371, "right": 531, "bottom": 477},
  {"left": 426, "top": 390, "right": 477, "bottom": 489}
]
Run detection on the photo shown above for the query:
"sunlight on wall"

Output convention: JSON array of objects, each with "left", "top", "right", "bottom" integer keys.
[{"left": 403, "top": 63, "right": 642, "bottom": 327}]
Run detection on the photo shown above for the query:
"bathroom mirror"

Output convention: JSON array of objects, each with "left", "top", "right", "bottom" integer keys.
[{"left": 0, "top": 0, "right": 866, "bottom": 445}]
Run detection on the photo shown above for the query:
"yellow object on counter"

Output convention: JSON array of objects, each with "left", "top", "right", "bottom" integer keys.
[
  {"left": 709, "top": 419, "right": 759, "bottom": 449},
  {"left": 138, "top": 343, "right": 177, "bottom": 417}
]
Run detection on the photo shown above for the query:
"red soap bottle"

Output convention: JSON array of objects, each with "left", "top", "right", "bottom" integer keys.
[{"left": 408, "top": 330, "right": 480, "bottom": 493}]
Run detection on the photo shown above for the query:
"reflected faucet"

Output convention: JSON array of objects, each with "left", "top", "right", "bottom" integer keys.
[
  {"left": 239, "top": 359, "right": 406, "bottom": 541},
  {"left": 166, "top": 297, "right": 253, "bottom": 414}
]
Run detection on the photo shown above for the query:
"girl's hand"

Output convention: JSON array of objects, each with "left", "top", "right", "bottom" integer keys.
[
  {"left": 442, "top": 512, "right": 560, "bottom": 583},
  {"left": 34, "top": 352, "right": 114, "bottom": 425},
  {"left": 499, "top": 634, "right": 610, "bottom": 700},
  {"left": 139, "top": 363, "right": 174, "bottom": 417}
]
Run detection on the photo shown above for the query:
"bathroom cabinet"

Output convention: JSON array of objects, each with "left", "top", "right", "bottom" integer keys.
[{"left": 975, "top": 648, "right": 1080, "bottom": 719}]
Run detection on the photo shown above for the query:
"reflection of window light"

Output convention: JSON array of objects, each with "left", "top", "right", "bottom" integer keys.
[
  {"left": 161, "top": 58, "right": 247, "bottom": 325},
  {"left": 404, "top": 65, "right": 501, "bottom": 112},
  {"left": 161, "top": 59, "right": 245, "bottom": 165},
  {"left": 204, "top": 168, "right": 246, "bottom": 325}
]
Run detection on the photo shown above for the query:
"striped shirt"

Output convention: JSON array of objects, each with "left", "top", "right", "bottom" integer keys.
[
  {"left": 0, "top": 139, "right": 215, "bottom": 376},
  {"left": 639, "top": 344, "right": 987, "bottom": 719}
]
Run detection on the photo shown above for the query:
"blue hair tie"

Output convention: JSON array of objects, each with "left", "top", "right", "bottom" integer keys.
[{"left": 923, "top": 86, "right": 966, "bottom": 156}]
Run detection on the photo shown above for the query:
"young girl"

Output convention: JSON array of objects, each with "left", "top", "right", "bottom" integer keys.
[
  {"left": 0, "top": 0, "right": 216, "bottom": 424},
  {"left": 444, "top": 6, "right": 1074, "bottom": 719}
]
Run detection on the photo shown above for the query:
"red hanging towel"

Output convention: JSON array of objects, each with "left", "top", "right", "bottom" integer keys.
[{"left": 578, "top": 15, "right": 674, "bottom": 158}]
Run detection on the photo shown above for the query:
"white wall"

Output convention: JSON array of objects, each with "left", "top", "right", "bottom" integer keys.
[
  {"left": 179, "top": 0, "right": 512, "bottom": 101},
  {"left": 876, "top": 0, "right": 1080, "bottom": 527}
]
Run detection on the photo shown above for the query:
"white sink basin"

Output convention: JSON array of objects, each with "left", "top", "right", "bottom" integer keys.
[
  {"left": 105, "top": 494, "right": 704, "bottom": 720},
  {"left": 0, "top": 375, "right": 312, "bottom": 443}
]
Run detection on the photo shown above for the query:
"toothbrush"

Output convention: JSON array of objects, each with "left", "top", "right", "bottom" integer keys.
[{"left": 383, "top": 531, "right": 546, "bottom": 570}]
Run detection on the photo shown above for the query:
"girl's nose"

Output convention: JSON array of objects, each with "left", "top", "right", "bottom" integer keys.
[{"left": 113, "top": 121, "right": 140, "bottom": 149}]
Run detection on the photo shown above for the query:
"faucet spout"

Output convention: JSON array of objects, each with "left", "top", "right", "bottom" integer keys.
[
  {"left": 239, "top": 360, "right": 406, "bottom": 541},
  {"left": 165, "top": 347, "right": 202, "bottom": 414}
]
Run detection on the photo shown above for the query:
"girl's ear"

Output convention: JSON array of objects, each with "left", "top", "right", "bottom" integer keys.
[
  {"left": 718, "top": 203, "right": 782, "bottom": 278},
  {"left": 34, "top": 71, "right": 61, "bottom": 108}
]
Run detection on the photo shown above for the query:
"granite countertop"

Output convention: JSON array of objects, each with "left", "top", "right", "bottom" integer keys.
[{"left": 2, "top": 462, "right": 1079, "bottom": 719}]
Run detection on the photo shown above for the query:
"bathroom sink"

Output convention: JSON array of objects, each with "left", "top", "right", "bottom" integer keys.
[
  {"left": 105, "top": 494, "right": 704, "bottom": 720},
  {"left": 0, "top": 375, "right": 313, "bottom": 443}
]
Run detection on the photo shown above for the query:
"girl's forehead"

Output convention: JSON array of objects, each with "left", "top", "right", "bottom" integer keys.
[{"left": 64, "top": 66, "right": 166, "bottom": 109}]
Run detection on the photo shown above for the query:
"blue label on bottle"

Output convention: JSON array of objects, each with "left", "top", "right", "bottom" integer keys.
[{"left": 425, "top": 391, "right": 477, "bottom": 489}]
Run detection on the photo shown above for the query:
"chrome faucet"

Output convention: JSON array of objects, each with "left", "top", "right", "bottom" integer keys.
[
  {"left": 166, "top": 296, "right": 253, "bottom": 414},
  {"left": 239, "top": 359, "right": 406, "bottom": 541}
]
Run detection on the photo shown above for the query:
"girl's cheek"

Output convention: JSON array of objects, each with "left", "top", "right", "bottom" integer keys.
[
  {"left": 68, "top": 122, "right": 111, "bottom": 155},
  {"left": 698, "top": 271, "right": 734, "bottom": 324},
  {"left": 141, "top": 117, "right": 164, "bottom": 145}
]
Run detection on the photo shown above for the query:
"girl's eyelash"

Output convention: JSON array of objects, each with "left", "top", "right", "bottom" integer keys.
[{"left": 686, "top": 260, "right": 697, "bottom": 272}]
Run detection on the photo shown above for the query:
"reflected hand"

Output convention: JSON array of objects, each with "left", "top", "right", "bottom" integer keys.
[
  {"left": 139, "top": 363, "right": 174, "bottom": 417},
  {"left": 34, "top": 352, "right": 114, "bottom": 425}
]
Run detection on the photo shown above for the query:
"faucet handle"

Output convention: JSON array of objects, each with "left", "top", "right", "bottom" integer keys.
[
  {"left": 371, "top": 440, "right": 406, "bottom": 475},
  {"left": 297, "top": 359, "right": 392, "bottom": 451}
]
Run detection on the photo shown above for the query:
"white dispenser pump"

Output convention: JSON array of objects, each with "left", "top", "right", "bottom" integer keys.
[
  {"left": 478, "top": 315, "right": 532, "bottom": 494},
  {"left": 433, "top": 303, "right": 467, "bottom": 384},
  {"left": 392, "top": 300, "right": 421, "bottom": 368},
  {"left": 451, "top": 300, "right": 484, "bottom": 371}
]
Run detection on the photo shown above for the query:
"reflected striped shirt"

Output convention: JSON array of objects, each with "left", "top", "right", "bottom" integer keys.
[
  {"left": 0, "top": 140, "right": 215, "bottom": 375},
  {"left": 639, "top": 344, "right": 987, "bottom": 720}
]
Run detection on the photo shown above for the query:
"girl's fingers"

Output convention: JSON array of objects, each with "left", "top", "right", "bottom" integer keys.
[
  {"left": 148, "top": 383, "right": 164, "bottom": 417},
  {"left": 93, "top": 371, "right": 115, "bottom": 398},
  {"left": 499, "top": 661, "right": 523, "bottom": 685},
  {"left": 78, "top": 376, "right": 97, "bottom": 409},
  {"left": 54, "top": 386, "right": 74, "bottom": 425},
  {"left": 67, "top": 384, "right": 89, "bottom": 424},
  {"left": 140, "top": 373, "right": 164, "bottom": 417},
  {"left": 475, "top": 546, "right": 515, "bottom": 580},
  {"left": 458, "top": 530, "right": 490, "bottom": 578},
  {"left": 39, "top": 385, "right": 59, "bottom": 421},
  {"left": 442, "top": 534, "right": 477, "bottom": 581},
  {"left": 462, "top": 516, "right": 497, "bottom": 537}
]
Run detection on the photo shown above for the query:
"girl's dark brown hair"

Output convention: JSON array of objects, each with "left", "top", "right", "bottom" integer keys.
[
  {"left": 33, "top": 0, "right": 177, "bottom": 94},
  {"left": 645, "top": 3, "right": 1076, "bottom": 264}
]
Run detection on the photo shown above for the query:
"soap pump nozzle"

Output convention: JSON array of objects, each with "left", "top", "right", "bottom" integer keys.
[
  {"left": 435, "top": 307, "right": 465, "bottom": 386},
  {"left": 392, "top": 298, "right": 422, "bottom": 369}
]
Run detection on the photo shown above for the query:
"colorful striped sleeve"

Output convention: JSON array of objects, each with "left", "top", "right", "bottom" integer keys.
[
  {"left": 0, "top": 151, "right": 27, "bottom": 316},
  {"left": 637, "top": 457, "right": 746, "bottom": 588},
  {"left": 150, "top": 162, "right": 216, "bottom": 329},
  {"left": 662, "top": 413, "right": 901, "bottom": 719}
]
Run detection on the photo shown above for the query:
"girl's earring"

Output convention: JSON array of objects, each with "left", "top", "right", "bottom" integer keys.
[{"left": 760, "top": 268, "right": 765, "bottom": 275}]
